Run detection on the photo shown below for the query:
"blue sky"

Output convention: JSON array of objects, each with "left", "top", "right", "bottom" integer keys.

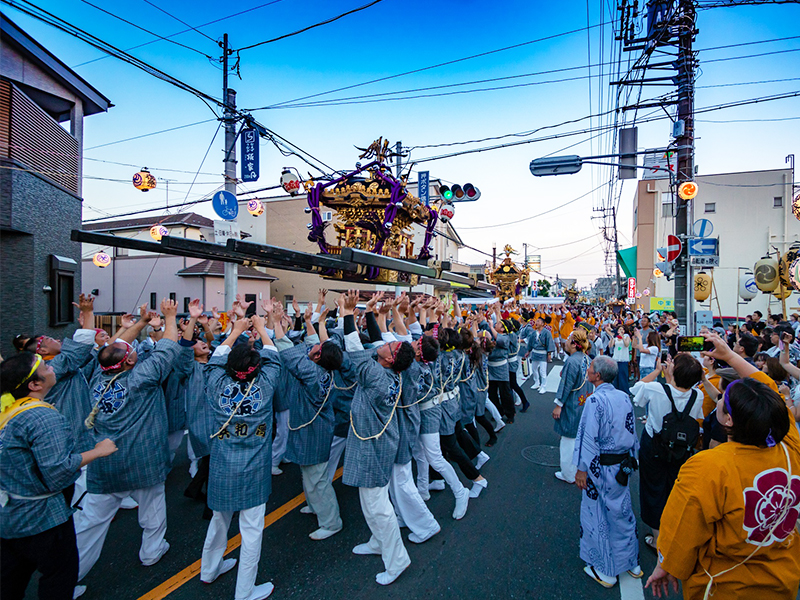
[{"left": 7, "top": 0, "right": 800, "bottom": 285}]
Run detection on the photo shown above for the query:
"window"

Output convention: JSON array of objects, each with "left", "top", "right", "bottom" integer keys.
[
  {"left": 662, "top": 203, "right": 673, "bottom": 218},
  {"left": 184, "top": 297, "right": 191, "bottom": 313},
  {"left": 115, "top": 247, "right": 128, "bottom": 257},
  {"left": 169, "top": 292, "right": 176, "bottom": 302},
  {"left": 321, "top": 211, "right": 333, "bottom": 222},
  {"left": 774, "top": 196, "right": 783, "bottom": 208},
  {"left": 704, "top": 203, "right": 716, "bottom": 214},
  {"left": 150, "top": 292, "right": 157, "bottom": 310},
  {"left": 49, "top": 255, "right": 76, "bottom": 326}
]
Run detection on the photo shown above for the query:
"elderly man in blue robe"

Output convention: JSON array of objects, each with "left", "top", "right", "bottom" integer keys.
[
  {"left": 574, "top": 355, "right": 642, "bottom": 589},
  {"left": 552, "top": 329, "right": 593, "bottom": 483}
]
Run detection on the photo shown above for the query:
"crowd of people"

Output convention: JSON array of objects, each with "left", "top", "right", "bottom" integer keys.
[{"left": 2, "top": 293, "right": 799, "bottom": 600}]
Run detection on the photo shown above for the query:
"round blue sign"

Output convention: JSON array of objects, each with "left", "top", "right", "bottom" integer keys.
[{"left": 212, "top": 190, "right": 239, "bottom": 221}]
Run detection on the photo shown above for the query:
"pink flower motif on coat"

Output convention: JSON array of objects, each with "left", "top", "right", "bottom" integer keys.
[{"left": 742, "top": 467, "right": 800, "bottom": 546}]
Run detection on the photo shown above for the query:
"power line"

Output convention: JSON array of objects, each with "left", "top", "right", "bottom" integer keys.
[
  {"left": 140, "top": 0, "right": 215, "bottom": 43},
  {"left": 528, "top": 232, "right": 603, "bottom": 250},
  {"left": 72, "top": 0, "right": 289, "bottom": 67},
  {"left": 237, "top": 0, "right": 385, "bottom": 51},
  {"left": 250, "top": 22, "right": 606, "bottom": 110},
  {"left": 77, "top": 0, "right": 213, "bottom": 59},
  {"left": 84, "top": 119, "right": 217, "bottom": 150}
]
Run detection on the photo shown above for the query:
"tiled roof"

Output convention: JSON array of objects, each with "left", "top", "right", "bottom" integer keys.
[
  {"left": 83, "top": 212, "right": 215, "bottom": 232},
  {"left": 177, "top": 260, "right": 276, "bottom": 280}
]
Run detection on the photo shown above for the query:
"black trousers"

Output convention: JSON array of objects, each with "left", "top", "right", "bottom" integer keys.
[
  {"left": 1, "top": 517, "right": 78, "bottom": 600},
  {"left": 455, "top": 421, "right": 480, "bottom": 458},
  {"left": 639, "top": 431, "right": 683, "bottom": 530},
  {"left": 488, "top": 379, "right": 515, "bottom": 422},
  {"left": 509, "top": 371, "right": 529, "bottom": 408},
  {"left": 441, "top": 433, "right": 480, "bottom": 480},
  {"left": 475, "top": 414, "right": 498, "bottom": 443}
]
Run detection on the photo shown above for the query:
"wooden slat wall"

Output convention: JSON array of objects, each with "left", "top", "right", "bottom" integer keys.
[
  {"left": 7, "top": 83, "right": 79, "bottom": 194},
  {"left": 0, "top": 80, "right": 10, "bottom": 160}
]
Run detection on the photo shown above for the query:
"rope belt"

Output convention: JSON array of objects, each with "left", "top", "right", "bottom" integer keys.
[
  {"left": 288, "top": 378, "right": 333, "bottom": 431},
  {"left": 349, "top": 376, "right": 402, "bottom": 441}
]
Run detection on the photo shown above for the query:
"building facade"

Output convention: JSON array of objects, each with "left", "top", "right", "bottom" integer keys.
[
  {"left": 631, "top": 166, "right": 798, "bottom": 322},
  {"left": 0, "top": 14, "right": 111, "bottom": 357}
]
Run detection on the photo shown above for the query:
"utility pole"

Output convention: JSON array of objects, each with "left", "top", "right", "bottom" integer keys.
[
  {"left": 222, "top": 33, "right": 238, "bottom": 310},
  {"left": 523, "top": 243, "right": 528, "bottom": 296},
  {"left": 395, "top": 141, "right": 402, "bottom": 178},
  {"left": 673, "top": 0, "right": 697, "bottom": 332},
  {"left": 612, "top": 206, "right": 622, "bottom": 299}
]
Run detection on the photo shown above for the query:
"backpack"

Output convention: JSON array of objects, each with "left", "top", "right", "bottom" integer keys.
[{"left": 654, "top": 383, "right": 699, "bottom": 464}]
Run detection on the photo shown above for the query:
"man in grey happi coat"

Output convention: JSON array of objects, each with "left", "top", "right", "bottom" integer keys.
[
  {"left": 523, "top": 316, "right": 556, "bottom": 394},
  {"left": 200, "top": 313, "right": 282, "bottom": 600},
  {"left": 574, "top": 356, "right": 641, "bottom": 588},
  {"left": 552, "top": 329, "right": 593, "bottom": 484},
  {"left": 75, "top": 299, "right": 190, "bottom": 582},
  {"left": 276, "top": 303, "right": 344, "bottom": 541},
  {"left": 339, "top": 290, "right": 416, "bottom": 586}
]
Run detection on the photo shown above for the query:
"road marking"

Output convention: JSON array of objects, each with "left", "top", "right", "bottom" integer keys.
[
  {"left": 138, "top": 467, "right": 344, "bottom": 600},
  {"left": 619, "top": 572, "right": 646, "bottom": 600},
  {"left": 545, "top": 365, "right": 563, "bottom": 392}
]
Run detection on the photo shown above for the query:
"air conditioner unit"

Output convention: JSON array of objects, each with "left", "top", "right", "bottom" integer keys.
[{"left": 322, "top": 211, "right": 333, "bottom": 222}]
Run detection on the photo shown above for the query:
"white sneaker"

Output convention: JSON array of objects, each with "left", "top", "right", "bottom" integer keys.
[
  {"left": 299, "top": 505, "right": 315, "bottom": 515},
  {"left": 469, "top": 479, "right": 488, "bottom": 498},
  {"left": 429, "top": 480, "right": 446, "bottom": 491},
  {"left": 309, "top": 527, "right": 342, "bottom": 541},
  {"left": 493, "top": 420, "right": 506, "bottom": 432},
  {"left": 73, "top": 586, "right": 87, "bottom": 599},
  {"left": 271, "top": 467, "right": 283, "bottom": 476},
  {"left": 453, "top": 489, "right": 469, "bottom": 520},
  {"left": 243, "top": 582, "right": 275, "bottom": 600},
  {"left": 201, "top": 558, "right": 237, "bottom": 583},
  {"left": 539, "top": 387, "right": 547, "bottom": 394},
  {"left": 475, "top": 452, "right": 490, "bottom": 470}
]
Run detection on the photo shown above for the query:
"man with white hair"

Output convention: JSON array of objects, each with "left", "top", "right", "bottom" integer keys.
[{"left": 574, "top": 355, "right": 641, "bottom": 589}]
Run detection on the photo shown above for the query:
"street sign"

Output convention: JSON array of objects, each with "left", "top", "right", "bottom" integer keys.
[
  {"left": 692, "top": 218, "right": 714, "bottom": 238},
  {"left": 627, "top": 277, "right": 637, "bottom": 300},
  {"left": 240, "top": 128, "right": 260, "bottom": 182},
  {"left": 690, "top": 255, "right": 720, "bottom": 267},
  {"left": 666, "top": 234, "right": 682, "bottom": 261},
  {"left": 695, "top": 310, "right": 714, "bottom": 334},
  {"left": 530, "top": 155, "right": 582, "bottom": 177},
  {"left": 689, "top": 238, "right": 718, "bottom": 256},
  {"left": 419, "top": 171, "right": 430, "bottom": 206},
  {"left": 213, "top": 220, "right": 240, "bottom": 245},
  {"left": 212, "top": 190, "right": 238, "bottom": 221}
]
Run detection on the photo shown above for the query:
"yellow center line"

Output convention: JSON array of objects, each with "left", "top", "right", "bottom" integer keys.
[{"left": 138, "top": 467, "right": 344, "bottom": 600}]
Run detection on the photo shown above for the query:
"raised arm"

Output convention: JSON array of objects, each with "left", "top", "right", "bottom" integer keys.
[
  {"left": 779, "top": 331, "right": 800, "bottom": 379},
  {"left": 221, "top": 317, "right": 251, "bottom": 348},
  {"left": 184, "top": 299, "right": 203, "bottom": 343},
  {"left": 161, "top": 298, "right": 179, "bottom": 342},
  {"left": 118, "top": 304, "right": 152, "bottom": 344},
  {"left": 251, "top": 314, "right": 275, "bottom": 348},
  {"left": 700, "top": 331, "right": 758, "bottom": 379}
]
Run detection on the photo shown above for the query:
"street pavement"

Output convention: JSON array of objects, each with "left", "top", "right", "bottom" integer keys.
[{"left": 28, "top": 362, "right": 679, "bottom": 600}]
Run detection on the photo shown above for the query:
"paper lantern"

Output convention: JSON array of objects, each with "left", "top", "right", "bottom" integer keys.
[
  {"left": 790, "top": 257, "right": 800, "bottom": 291},
  {"left": 738, "top": 270, "right": 757, "bottom": 301},
  {"left": 677, "top": 181, "right": 698, "bottom": 200},
  {"left": 642, "top": 289, "right": 651, "bottom": 296},
  {"left": 774, "top": 286, "right": 792, "bottom": 300},
  {"left": 280, "top": 169, "right": 301, "bottom": 195},
  {"left": 133, "top": 168, "right": 156, "bottom": 192},
  {"left": 93, "top": 252, "right": 111, "bottom": 268},
  {"left": 150, "top": 225, "right": 168, "bottom": 241},
  {"left": 439, "top": 203, "right": 454, "bottom": 224},
  {"left": 792, "top": 192, "right": 800, "bottom": 222},
  {"left": 780, "top": 243, "right": 800, "bottom": 289},
  {"left": 636, "top": 292, "right": 642, "bottom": 299},
  {"left": 694, "top": 271, "right": 712, "bottom": 302},
  {"left": 754, "top": 256, "right": 779, "bottom": 292},
  {"left": 653, "top": 267, "right": 664, "bottom": 278},
  {"left": 247, "top": 199, "right": 264, "bottom": 216}
]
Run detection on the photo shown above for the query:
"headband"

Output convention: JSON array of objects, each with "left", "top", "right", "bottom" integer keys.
[
  {"left": 391, "top": 342, "right": 401, "bottom": 364},
  {"left": 431, "top": 323, "right": 440, "bottom": 339},
  {"left": 35, "top": 336, "right": 46, "bottom": 355},
  {"left": 101, "top": 340, "right": 133, "bottom": 372},
  {"left": 723, "top": 379, "right": 777, "bottom": 447},
  {"left": 0, "top": 354, "right": 43, "bottom": 412},
  {"left": 234, "top": 365, "right": 258, "bottom": 380}
]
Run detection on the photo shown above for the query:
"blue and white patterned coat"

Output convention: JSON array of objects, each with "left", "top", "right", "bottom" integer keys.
[
  {"left": 554, "top": 351, "right": 593, "bottom": 439},
  {"left": 524, "top": 327, "right": 556, "bottom": 362},
  {"left": 87, "top": 339, "right": 189, "bottom": 494},
  {"left": 179, "top": 360, "right": 214, "bottom": 459},
  {"left": 438, "top": 350, "right": 463, "bottom": 435},
  {"left": 206, "top": 346, "right": 281, "bottom": 511},
  {"left": 416, "top": 360, "right": 442, "bottom": 435},
  {"left": 342, "top": 338, "right": 400, "bottom": 489},
  {"left": 487, "top": 334, "right": 510, "bottom": 381},
  {"left": 0, "top": 403, "right": 82, "bottom": 538},
  {"left": 458, "top": 356, "right": 480, "bottom": 424},
  {"left": 280, "top": 337, "right": 336, "bottom": 466},
  {"left": 47, "top": 331, "right": 95, "bottom": 452}
]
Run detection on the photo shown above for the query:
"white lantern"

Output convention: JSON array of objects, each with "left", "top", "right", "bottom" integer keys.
[
  {"left": 150, "top": 225, "right": 168, "bottom": 241},
  {"left": 439, "top": 203, "right": 455, "bottom": 224},
  {"left": 93, "top": 252, "right": 111, "bottom": 268},
  {"left": 280, "top": 169, "right": 301, "bottom": 195},
  {"left": 247, "top": 199, "right": 264, "bottom": 216},
  {"left": 738, "top": 270, "right": 757, "bottom": 301}
]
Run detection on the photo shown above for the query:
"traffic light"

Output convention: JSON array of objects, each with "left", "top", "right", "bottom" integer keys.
[
  {"left": 655, "top": 259, "right": 675, "bottom": 280},
  {"left": 438, "top": 183, "right": 480, "bottom": 202}
]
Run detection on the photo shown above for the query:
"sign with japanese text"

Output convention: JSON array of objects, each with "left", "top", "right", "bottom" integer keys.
[
  {"left": 419, "top": 171, "right": 430, "bottom": 206},
  {"left": 241, "top": 128, "right": 260, "bottom": 182},
  {"left": 627, "top": 277, "right": 637, "bottom": 300}
]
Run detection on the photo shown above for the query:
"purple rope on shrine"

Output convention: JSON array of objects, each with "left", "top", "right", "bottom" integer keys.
[{"left": 418, "top": 209, "right": 438, "bottom": 261}]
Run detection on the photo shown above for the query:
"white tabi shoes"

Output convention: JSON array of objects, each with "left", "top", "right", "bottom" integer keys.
[
  {"left": 475, "top": 451, "right": 490, "bottom": 470},
  {"left": 242, "top": 582, "right": 274, "bottom": 600},
  {"left": 352, "top": 542, "right": 382, "bottom": 556},
  {"left": 453, "top": 488, "right": 469, "bottom": 520},
  {"left": 554, "top": 471, "right": 575, "bottom": 484},
  {"left": 428, "top": 480, "right": 446, "bottom": 491},
  {"left": 469, "top": 478, "right": 488, "bottom": 498},
  {"left": 299, "top": 505, "right": 315, "bottom": 515},
  {"left": 309, "top": 527, "right": 342, "bottom": 541},
  {"left": 493, "top": 420, "right": 506, "bottom": 432},
  {"left": 201, "top": 558, "right": 237, "bottom": 584},
  {"left": 73, "top": 586, "right": 86, "bottom": 599},
  {"left": 538, "top": 386, "right": 547, "bottom": 394},
  {"left": 408, "top": 524, "right": 440, "bottom": 544},
  {"left": 375, "top": 557, "right": 411, "bottom": 586},
  {"left": 271, "top": 467, "right": 283, "bottom": 476}
]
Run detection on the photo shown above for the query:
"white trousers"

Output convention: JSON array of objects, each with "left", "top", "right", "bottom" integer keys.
[
  {"left": 326, "top": 435, "right": 347, "bottom": 484},
  {"left": 388, "top": 463, "right": 439, "bottom": 540},
  {"left": 168, "top": 430, "right": 184, "bottom": 465},
  {"left": 559, "top": 436, "right": 577, "bottom": 482},
  {"left": 531, "top": 361, "right": 548, "bottom": 389},
  {"left": 412, "top": 433, "right": 465, "bottom": 496},
  {"left": 484, "top": 397, "right": 504, "bottom": 424},
  {"left": 272, "top": 410, "right": 289, "bottom": 469},
  {"left": 75, "top": 482, "right": 167, "bottom": 581},
  {"left": 358, "top": 486, "right": 410, "bottom": 577},
  {"left": 201, "top": 504, "right": 266, "bottom": 600},
  {"left": 300, "top": 462, "right": 342, "bottom": 532}
]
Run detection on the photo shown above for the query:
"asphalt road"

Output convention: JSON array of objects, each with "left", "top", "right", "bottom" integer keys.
[{"left": 27, "top": 362, "right": 678, "bottom": 600}]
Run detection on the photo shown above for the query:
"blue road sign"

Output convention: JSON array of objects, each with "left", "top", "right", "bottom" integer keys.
[
  {"left": 212, "top": 190, "right": 238, "bottom": 221},
  {"left": 692, "top": 218, "right": 714, "bottom": 238},
  {"left": 419, "top": 171, "right": 429, "bottom": 206},
  {"left": 241, "top": 128, "right": 260, "bottom": 182},
  {"left": 688, "top": 237, "right": 718, "bottom": 256}
]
